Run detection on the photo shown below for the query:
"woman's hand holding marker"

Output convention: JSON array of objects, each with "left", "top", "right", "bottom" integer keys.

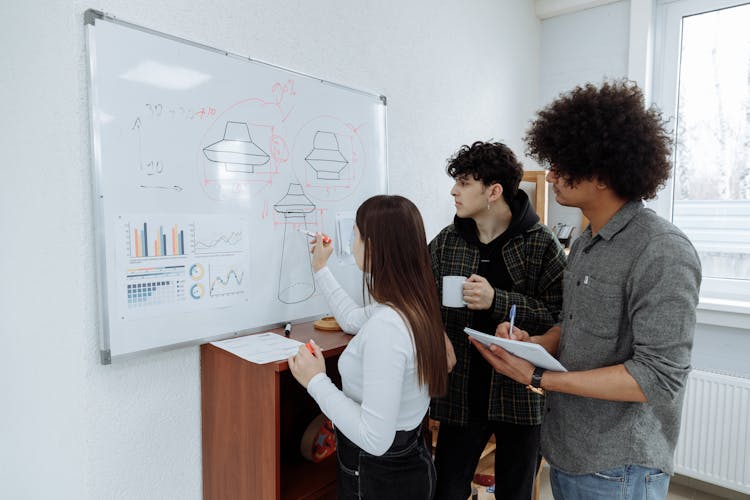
[
  {"left": 288, "top": 339, "right": 326, "bottom": 388},
  {"left": 304, "top": 230, "right": 334, "bottom": 272},
  {"left": 298, "top": 228, "right": 331, "bottom": 245}
]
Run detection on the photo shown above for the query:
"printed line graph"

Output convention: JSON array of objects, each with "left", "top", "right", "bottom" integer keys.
[
  {"left": 193, "top": 218, "right": 248, "bottom": 256},
  {"left": 209, "top": 264, "right": 245, "bottom": 297},
  {"left": 195, "top": 231, "right": 244, "bottom": 255}
]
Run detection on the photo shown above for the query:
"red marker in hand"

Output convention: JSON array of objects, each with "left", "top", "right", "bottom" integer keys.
[
  {"left": 305, "top": 341, "right": 315, "bottom": 354},
  {"left": 298, "top": 228, "right": 331, "bottom": 245}
]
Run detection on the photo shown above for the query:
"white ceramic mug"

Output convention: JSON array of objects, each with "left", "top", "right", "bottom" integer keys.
[{"left": 442, "top": 275, "right": 467, "bottom": 308}]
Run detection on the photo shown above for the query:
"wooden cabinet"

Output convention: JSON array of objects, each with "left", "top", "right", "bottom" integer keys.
[{"left": 201, "top": 322, "right": 351, "bottom": 500}]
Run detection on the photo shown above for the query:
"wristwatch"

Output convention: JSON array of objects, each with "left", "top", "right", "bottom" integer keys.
[{"left": 527, "top": 366, "right": 545, "bottom": 395}]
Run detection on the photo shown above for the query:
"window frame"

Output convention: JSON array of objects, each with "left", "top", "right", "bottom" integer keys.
[{"left": 650, "top": 0, "right": 750, "bottom": 325}]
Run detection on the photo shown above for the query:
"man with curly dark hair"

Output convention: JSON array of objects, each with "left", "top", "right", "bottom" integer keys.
[
  {"left": 471, "top": 80, "right": 702, "bottom": 500},
  {"left": 429, "top": 141, "right": 566, "bottom": 500}
]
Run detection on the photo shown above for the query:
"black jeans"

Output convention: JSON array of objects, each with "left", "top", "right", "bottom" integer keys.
[
  {"left": 433, "top": 421, "right": 541, "bottom": 500},
  {"left": 335, "top": 426, "right": 436, "bottom": 499}
]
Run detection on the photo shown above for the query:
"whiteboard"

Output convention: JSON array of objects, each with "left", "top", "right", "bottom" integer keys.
[{"left": 84, "top": 11, "right": 387, "bottom": 363}]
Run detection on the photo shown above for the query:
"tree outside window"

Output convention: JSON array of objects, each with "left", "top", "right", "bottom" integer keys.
[{"left": 670, "top": 2, "right": 750, "bottom": 281}]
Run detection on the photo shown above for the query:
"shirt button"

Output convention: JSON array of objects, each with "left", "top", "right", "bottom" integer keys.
[
  {"left": 576, "top": 281, "right": 580, "bottom": 286},
  {"left": 569, "top": 314, "right": 573, "bottom": 319}
]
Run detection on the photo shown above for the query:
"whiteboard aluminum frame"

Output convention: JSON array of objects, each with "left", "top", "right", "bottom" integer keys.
[
  {"left": 84, "top": 10, "right": 386, "bottom": 104},
  {"left": 85, "top": 10, "right": 112, "bottom": 364},
  {"left": 83, "top": 9, "right": 388, "bottom": 364}
]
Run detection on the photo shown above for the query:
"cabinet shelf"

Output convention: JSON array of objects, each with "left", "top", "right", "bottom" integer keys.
[
  {"left": 201, "top": 322, "right": 351, "bottom": 500},
  {"left": 280, "top": 456, "right": 337, "bottom": 500}
]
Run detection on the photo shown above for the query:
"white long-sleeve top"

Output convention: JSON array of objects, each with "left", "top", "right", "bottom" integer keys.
[{"left": 306, "top": 267, "right": 429, "bottom": 456}]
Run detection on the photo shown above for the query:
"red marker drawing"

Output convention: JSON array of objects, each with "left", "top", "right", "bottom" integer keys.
[{"left": 298, "top": 228, "right": 331, "bottom": 245}]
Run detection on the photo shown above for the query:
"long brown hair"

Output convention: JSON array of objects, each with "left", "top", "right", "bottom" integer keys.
[{"left": 356, "top": 195, "right": 447, "bottom": 397}]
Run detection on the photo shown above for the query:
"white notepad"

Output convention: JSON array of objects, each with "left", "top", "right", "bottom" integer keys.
[
  {"left": 211, "top": 332, "right": 303, "bottom": 364},
  {"left": 464, "top": 327, "right": 567, "bottom": 372}
]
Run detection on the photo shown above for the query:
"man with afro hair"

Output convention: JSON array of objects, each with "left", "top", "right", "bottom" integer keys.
[{"left": 471, "top": 80, "right": 701, "bottom": 500}]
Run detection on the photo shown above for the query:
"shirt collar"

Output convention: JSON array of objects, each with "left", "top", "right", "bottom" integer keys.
[{"left": 596, "top": 200, "right": 644, "bottom": 241}]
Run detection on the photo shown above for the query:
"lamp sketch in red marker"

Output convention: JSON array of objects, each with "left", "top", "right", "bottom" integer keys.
[
  {"left": 202, "top": 121, "right": 270, "bottom": 173},
  {"left": 198, "top": 91, "right": 293, "bottom": 202},
  {"left": 289, "top": 115, "right": 366, "bottom": 203},
  {"left": 271, "top": 79, "right": 296, "bottom": 119},
  {"left": 273, "top": 183, "right": 316, "bottom": 304},
  {"left": 305, "top": 131, "right": 349, "bottom": 180}
]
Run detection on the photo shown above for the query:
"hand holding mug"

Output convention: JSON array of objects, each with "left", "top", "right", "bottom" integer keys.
[{"left": 463, "top": 274, "right": 495, "bottom": 310}]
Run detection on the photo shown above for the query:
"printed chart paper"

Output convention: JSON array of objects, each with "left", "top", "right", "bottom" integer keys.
[{"left": 211, "top": 332, "right": 303, "bottom": 364}]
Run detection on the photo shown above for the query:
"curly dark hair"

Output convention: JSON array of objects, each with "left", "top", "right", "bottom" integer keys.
[
  {"left": 446, "top": 141, "right": 523, "bottom": 202},
  {"left": 524, "top": 79, "right": 673, "bottom": 200}
]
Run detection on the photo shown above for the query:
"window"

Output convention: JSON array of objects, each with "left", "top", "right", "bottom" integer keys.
[{"left": 652, "top": 0, "right": 750, "bottom": 320}]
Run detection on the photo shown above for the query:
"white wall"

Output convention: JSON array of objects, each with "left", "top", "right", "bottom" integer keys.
[
  {"left": 0, "top": 1, "right": 540, "bottom": 498},
  {"left": 537, "top": 0, "right": 630, "bottom": 237}
]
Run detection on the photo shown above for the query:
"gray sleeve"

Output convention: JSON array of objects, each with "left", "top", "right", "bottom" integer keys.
[{"left": 623, "top": 234, "right": 702, "bottom": 406}]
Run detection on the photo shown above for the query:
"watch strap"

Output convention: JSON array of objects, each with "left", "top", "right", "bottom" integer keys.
[{"left": 530, "top": 366, "right": 545, "bottom": 389}]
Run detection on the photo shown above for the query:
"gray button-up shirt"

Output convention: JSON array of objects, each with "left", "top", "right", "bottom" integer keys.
[{"left": 541, "top": 201, "right": 701, "bottom": 475}]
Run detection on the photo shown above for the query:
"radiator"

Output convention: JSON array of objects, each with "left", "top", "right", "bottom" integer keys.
[{"left": 674, "top": 369, "right": 750, "bottom": 494}]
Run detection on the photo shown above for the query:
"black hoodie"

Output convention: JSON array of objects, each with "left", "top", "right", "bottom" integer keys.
[{"left": 453, "top": 190, "right": 540, "bottom": 419}]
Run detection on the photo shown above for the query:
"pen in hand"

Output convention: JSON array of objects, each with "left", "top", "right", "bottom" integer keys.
[{"left": 508, "top": 304, "right": 516, "bottom": 339}]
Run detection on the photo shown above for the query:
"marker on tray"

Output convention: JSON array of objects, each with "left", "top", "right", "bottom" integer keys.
[
  {"left": 284, "top": 323, "right": 292, "bottom": 337},
  {"left": 298, "top": 228, "right": 331, "bottom": 245}
]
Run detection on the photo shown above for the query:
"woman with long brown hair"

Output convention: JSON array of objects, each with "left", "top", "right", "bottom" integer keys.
[{"left": 288, "top": 195, "right": 447, "bottom": 499}]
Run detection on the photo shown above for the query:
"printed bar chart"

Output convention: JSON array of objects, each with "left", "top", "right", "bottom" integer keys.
[{"left": 130, "top": 222, "right": 186, "bottom": 258}]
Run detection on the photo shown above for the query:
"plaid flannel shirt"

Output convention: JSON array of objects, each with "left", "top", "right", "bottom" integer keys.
[{"left": 429, "top": 222, "right": 566, "bottom": 426}]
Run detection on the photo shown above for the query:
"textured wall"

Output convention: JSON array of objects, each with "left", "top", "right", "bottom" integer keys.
[
  {"left": 538, "top": 0, "right": 630, "bottom": 236},
  {"left": 0, "top": 1, "right": 539, "bottom": 498}
]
